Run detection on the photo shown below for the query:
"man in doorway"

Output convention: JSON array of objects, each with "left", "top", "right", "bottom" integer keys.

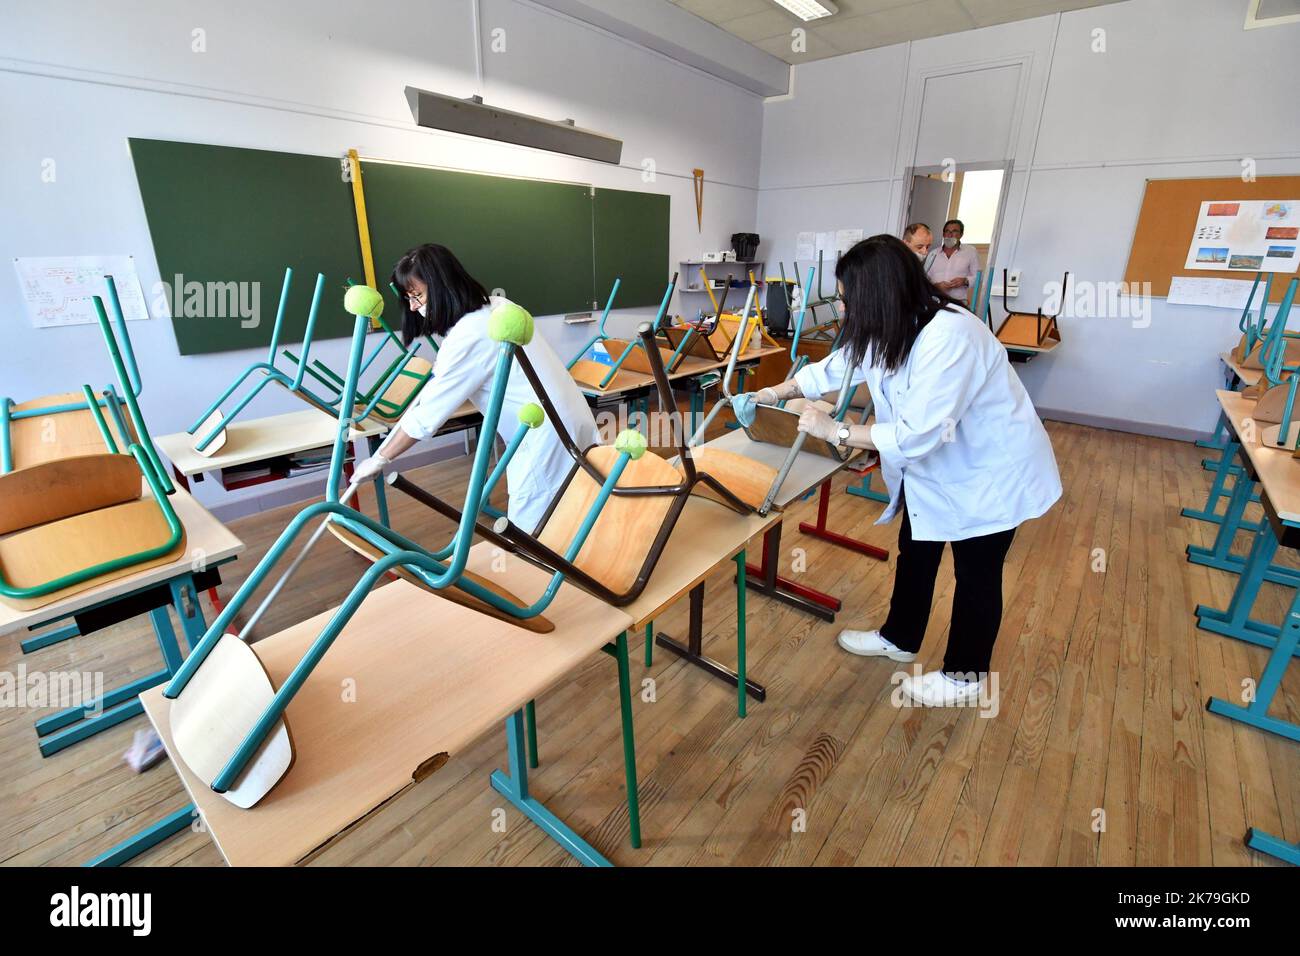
[
  {"left": 925, "top": 218, "right": 979, "bottom": 305},
  {"left": 901, "top": 222, "right": 933, "bottom": 259}
]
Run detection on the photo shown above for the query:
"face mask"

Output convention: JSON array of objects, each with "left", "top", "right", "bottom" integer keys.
[
  {"left": 417, "top": 304, "right": 427, "bottom": 318},
  {"left": 943, "top": 237, "right": 958, "bottom": 248},
  {"left": 916, "top": 249, "right": 927, "bottom": 260}
]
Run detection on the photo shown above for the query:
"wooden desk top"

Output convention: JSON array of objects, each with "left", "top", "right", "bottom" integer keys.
[
  {"left": 1220, "top": 351, "right": 1263, "bottom": 387},
  {"left": 158, "top": 403, "right": 480, "bottom": 477},
  {"left": 0, "top": 485, "right": 244, "bottom": 637},
  {"left": 576, "top": 345, "right": 786, "bottom": 400},
  {"left": 140, "top": 542, "right": 632, "bottom": 866},
  {"left": 157, "top": 410, "right": 388, "bottom": 478},
  {"left": 1218, "top": 389, "right": 1300, "bottom": 525},
  {"left": 619, "top": 497, "right": 780, "bottom": 630},
  {"left": 698, "top": 428, "right": 865, "bottom": 509}
]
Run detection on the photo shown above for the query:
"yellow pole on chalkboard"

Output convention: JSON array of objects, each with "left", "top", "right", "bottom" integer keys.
[{"left": 347, "top": 149, "right": 380, "bottom": 328}]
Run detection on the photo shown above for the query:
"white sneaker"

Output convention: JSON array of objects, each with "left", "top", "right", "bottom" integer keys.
[
  {"left": 837, "top": 628, "right": 917, "bottom": 662},
  {"left": 900, "top": 671, "right": 985, "bottom": 707}
]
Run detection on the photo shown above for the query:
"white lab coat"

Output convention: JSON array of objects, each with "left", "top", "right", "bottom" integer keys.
[
  {"left": 794, "top": 305, "right": 1061, "bottom": 541},
  {"left": 398, "top": 297, "right": 599, "bottom": 533}
]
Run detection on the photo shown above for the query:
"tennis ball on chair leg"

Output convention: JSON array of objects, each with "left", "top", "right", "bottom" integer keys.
[
  {"left": 488, "top": 303, "right": 535, "bottom": 345},
  {"left": 518, "top": 403, "right": 545, "bottom": 429},
  {"left": 344, "top": 284, "right": 384, "bottom": 319},
  {"left": 614, "top": 429, "right": 648, "bottom": 461}
]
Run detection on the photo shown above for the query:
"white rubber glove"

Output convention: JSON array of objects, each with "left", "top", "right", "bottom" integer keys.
[
  {"left": 351, "top": 454, "right": 389, "bottom": 484},
  {"left": 753, "top": 387, "right": 779, "bottom": 406},
  {"left": 797, "top": 405, "right": 840, "bottom": 443}
]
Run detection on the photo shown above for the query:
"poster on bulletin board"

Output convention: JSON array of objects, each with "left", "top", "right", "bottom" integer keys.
[{"left": 1183, "top": 199, "right": 1299, "bottom": 273}]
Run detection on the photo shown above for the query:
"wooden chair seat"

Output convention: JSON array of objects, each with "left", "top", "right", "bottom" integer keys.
[
  {"left": 995, "top": 312, "right": 1059, "bottom": 349},
  {"left": 746, "top": 405, "right": 847, "bottom": 461},
  {"left": 0, "top": 497, "right": 186, "bottom": 610},
  {"left": 682, "top": 447, "right": 781, "bottom": 511},
  {"left": 1253, "top": 382, "right": 1293, "bottom": 424},
  {"left": 538, "top": 445, "right": 681, "bottom": 593},
  {"left": 568, "top": 358, "right": 641, "bottom": 393},
  {"left": 367, "top": 356, "right": 433, "bottom": 423},
  {"left": 170, "top": 632, "right": 294, "bottom": 809},
  {"left": 603, "top": 339, "right": 681, "bottom": 375},
  {"left": 8, "top": 392, "right": 136, "bottom": 470},
  {"left": 326, "top": 521, "right": 554, "bottom": 633}
]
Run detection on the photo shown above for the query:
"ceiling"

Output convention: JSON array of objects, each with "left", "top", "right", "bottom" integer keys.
[{"left": 667, "top": 0, "right": 1128, "bottom": 63}]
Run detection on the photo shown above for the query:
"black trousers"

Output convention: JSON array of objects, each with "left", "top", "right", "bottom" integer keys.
[{"left": 880, "top": 493, "right": 1016, "bottom": 677}]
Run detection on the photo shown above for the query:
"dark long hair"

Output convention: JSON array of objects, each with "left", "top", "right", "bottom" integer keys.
[
  {"left": 834, "top": 234, "right": 962, "bottom": 373},
  {"left": 391, "top": 243, "right": 490, "bottom": 344}
]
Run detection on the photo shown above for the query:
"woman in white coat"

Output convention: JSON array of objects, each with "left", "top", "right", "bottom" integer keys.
[
  {"left": 751, "top": 235, "right": 1061, "bottom": 707},
  {"left": 351, "top": 244, "right": 599, "bottom": 533}
]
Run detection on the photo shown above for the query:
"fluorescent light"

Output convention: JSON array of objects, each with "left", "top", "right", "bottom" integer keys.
[{"left": 772, "top": 0, "right": 837, "bottom": 21}]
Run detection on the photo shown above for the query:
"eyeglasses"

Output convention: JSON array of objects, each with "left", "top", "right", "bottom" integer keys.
[{"left": 405, "top": 289, "right": 426, "bottom": 306}]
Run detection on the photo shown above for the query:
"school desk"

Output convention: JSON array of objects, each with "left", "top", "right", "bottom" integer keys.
[
  {"left": 1182, "top": 354, "right": 1268, "bottom": 526},
  {"left": 1189, "top": 389, "right": 1300, "bottom": 866},
  {"left": 88, "top": 541, "right": 640, "bottom": 867},
  {"left": 623, "top": 496, "right": 779, "bottom": 714},
  {"left": 0, "top": 484, "right": 243, "bottom": 755},
  {"left": 692, "top": 429, "right": 889, "bottom": 623}
]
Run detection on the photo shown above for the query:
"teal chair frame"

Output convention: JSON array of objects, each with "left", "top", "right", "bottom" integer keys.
[
  {"left": 0, "top": 283, "right": 181, "bottom": 602},
  {"left": 164, "top": 303, "right": 643, "bottom": 795}
]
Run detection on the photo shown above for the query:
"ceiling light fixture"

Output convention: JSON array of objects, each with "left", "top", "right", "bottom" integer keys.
[{"left": 771, "top": 0, "right": 838, "bottom": 22}]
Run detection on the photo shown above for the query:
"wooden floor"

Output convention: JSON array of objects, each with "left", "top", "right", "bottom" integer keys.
[{"left": 2, "top": 419, "right": 1298, "bottom": 866}]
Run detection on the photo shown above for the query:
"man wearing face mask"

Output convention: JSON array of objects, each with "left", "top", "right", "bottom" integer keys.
[
  {"left": 901, "top": 222, "right": 933, "bottom": 260},
  {"left": 925, "top": 219, "right": 979, "bottom": 306}
]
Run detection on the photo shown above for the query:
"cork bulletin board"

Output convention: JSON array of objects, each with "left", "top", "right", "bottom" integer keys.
[{"left": 1124, "top": 175, "right": 1300, "bottom": 304}]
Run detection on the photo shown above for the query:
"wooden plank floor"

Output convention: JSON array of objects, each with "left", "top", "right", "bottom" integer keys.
[{"left": 2, "top": 419, "right": 1297, "bottom": 866}]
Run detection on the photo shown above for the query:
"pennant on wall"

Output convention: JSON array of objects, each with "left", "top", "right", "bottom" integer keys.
[{"left": 693, "top": 168, "right": 704, "bottom": 233}]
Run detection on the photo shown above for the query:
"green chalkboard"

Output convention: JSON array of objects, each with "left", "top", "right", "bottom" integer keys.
[
  {"left": 130, "top": 140, "right": 673, "bottom": 354},
  {"left": 129, "top": 138, "right": 363, "bottom": 356},
  {"left": 594, "top": 188, "right": 671, "bottom": 310},
  {"left": 361, "top": 161, "right": 595, "bottom": 317}
]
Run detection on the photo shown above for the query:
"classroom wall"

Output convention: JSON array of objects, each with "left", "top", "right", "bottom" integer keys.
[
  {"left": 757, "top": 0, "right": 1300, "bottom": 440},
  {"left": 0, "top": 0, "right": 765, "bottom": 514}
]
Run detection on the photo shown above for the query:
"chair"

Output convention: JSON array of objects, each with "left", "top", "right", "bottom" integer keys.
[{"left": 0, "top": 285, "right": 184, "bottom": 609}]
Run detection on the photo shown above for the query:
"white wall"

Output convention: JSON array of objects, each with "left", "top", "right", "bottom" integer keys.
[
  {"left": 757, "top": 0, "right": 1300, "bottom": 439},
  {"left": 0, "top": 0, "right": 764, "bottom": 511}
]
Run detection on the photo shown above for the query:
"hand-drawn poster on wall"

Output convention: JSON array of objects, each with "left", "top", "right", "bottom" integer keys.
[
  {"left": 13, "top": 255, "right": 151, "bottom": 329},
  {"left": 1184, "top": 200, "right": 1299, "bottom": 274}
]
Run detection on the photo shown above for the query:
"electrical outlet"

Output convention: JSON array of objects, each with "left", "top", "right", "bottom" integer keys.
[{"left": 1006, "top": 270, "right": 1021, "bottom": 297}]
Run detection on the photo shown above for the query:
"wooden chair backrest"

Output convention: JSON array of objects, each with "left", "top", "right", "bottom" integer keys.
[{"left": 0, "top": 453, "right": 141, "bottom": 535}]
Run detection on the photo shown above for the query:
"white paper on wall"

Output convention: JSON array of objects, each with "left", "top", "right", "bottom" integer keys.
[
  {"left": 1183, "top": 200, "right": 1299, "bottom": 274},
  {"left": 13, "top": 255, "right": 150, "bottom": 328},
  {"left": 835, "top": 229, "right": 864, "bottom": 254},
  {"left": 795, "top": 232, "right": 816, "bottom": 261},
  {"left": 1167, "top": 276, "right": 1259, "bottom": 310}
]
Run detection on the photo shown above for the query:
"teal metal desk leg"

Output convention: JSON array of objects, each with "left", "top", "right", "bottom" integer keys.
[
  {"left": 1245, "top": 828, "right": 1300, "bottom": 866},
  {"left": 21, "top": 620, "right": 80, "bottom": 654},
  {"left": 525, "top": 699, "right": 539, "bottom": 769},
  {"left": 846, "top": 469, "right": 890, "bottom": 504},
  {"left": 1183, "top": 437, "right": 1251, "bottom": 525},
  {"left": 489, "top": 709, "right": 612, "bottom": 866},
  {"left": 367, "top": 434, "right": 390, "bottom": 528},
  {"left": 1196, "top": 412, "right": 1228, "bottom": 450},
  {"left": 736, "top": 551, "right": 747, "bottom": 719},
  {"left": 35, "top": 574, "right": 206, "bottom": 756},
  {"left": 1206, "top": 595, "right": 1300, "bottom": 742},
  {"left": 1185, "top": 467, "right": 1291, "bottom": 580},
  {"left": 644, "top": 620, "right": 654, "bottom": 667},
  {"left": 611, "top": 632, "right": 642, "bottom": 849},
  {"left": 1196, "top": 521, "right": 1297, "bottom": 650},
  {"left": 85, "top": 805, "right": 196, "bottom": 867}
]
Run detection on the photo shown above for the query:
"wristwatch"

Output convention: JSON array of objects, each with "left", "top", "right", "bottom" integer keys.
[{"left": 836, "top": 424, "right": 852, "bottom": 447}]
